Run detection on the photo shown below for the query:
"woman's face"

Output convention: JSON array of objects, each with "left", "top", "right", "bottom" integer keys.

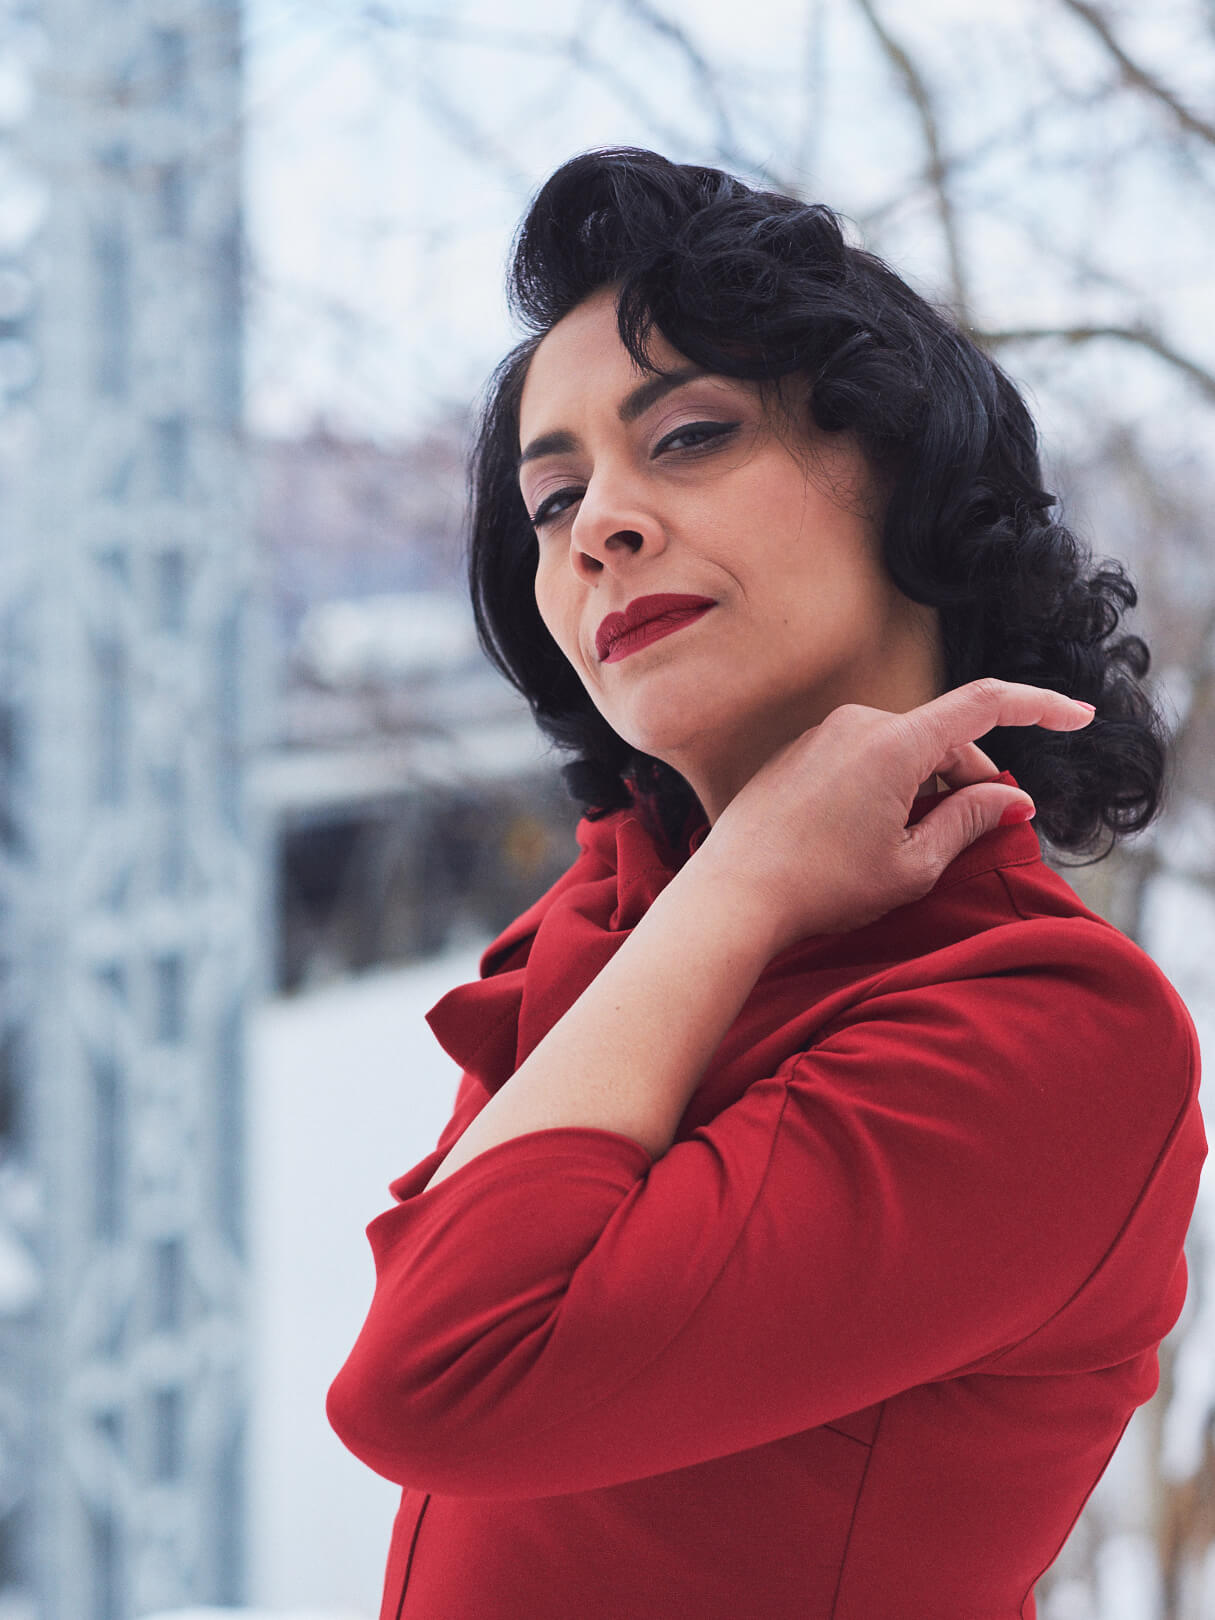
[{"left": 516, "top": 286, "right": 944, "bottom": 820}]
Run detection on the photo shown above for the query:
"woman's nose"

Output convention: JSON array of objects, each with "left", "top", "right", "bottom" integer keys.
[{"left": 568, "top": 474, "right": 662, "bottom": 577}]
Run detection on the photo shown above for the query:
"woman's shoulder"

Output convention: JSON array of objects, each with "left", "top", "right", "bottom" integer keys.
[
  {"left": 902, "top": 829, "right": 1181, "bottom": 997},
  {"left": 868, "top": 853, "right": 1202, "bottom": 1118},
  {"left": 986, "top": 850, "right": 1189, "bottom": 1017},
  {"left": 941, "top": 846, "right": 1184, "bottom": 992}
]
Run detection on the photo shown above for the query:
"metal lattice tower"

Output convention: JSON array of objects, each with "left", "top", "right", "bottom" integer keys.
[{"left": 0, "top": 0, "right": 258, "bottom": 1614}]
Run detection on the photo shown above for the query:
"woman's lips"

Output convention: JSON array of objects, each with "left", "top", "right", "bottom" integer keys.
[
  {"left": 601, "top": 604, "right": 716, "bottom": 663},
  {"left": 596, "top": 595, "right": 717, "bottom": 663}
]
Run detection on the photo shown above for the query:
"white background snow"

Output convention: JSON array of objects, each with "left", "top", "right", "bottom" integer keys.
[{"left": 246, "top": 944, "right": 484, "bottom": 1616}]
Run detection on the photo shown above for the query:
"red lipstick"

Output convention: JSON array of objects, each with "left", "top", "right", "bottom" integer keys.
[{"left": 595, "top": 594, "right": 717, "bottom": 664}]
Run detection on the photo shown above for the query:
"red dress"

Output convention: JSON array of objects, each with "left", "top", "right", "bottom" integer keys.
[{"left": 327, "top": 773, "right": 1206, "bottom": 1618}]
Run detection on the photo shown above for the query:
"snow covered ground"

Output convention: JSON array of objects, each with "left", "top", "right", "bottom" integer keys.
[
  {"left": 247, "top": 941, "right": 486, "bottom": 1616},
  {"left": 140, "top": 1612, "right": 367, "bottom": 1620}
]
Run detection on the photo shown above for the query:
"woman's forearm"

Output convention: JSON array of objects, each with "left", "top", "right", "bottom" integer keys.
[{"left": 423, "top": 857, "right": 782, "bottom": 1190}]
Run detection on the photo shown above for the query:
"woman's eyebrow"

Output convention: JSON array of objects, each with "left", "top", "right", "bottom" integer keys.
[
  {"left": 618, "top": 364, "right": 709, "bottom": 423},
  {"left": 517, "top": 365, "right": 712, "bottom": 469},
  {"left": 518, "top": 430, "right": 577, "bottom": 470}
]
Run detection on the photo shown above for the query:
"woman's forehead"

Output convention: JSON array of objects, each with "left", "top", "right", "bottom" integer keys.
[{"left": 518, "top": 290, "right": 688, "bottom": 437}]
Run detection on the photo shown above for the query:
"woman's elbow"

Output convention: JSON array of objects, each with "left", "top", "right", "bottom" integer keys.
[
  {"left": 326, "top": 1342, "right": 544, "bottom": 1496},
  {"left": 325, "top": 1351, "right": 443, "bottom": 1488}
]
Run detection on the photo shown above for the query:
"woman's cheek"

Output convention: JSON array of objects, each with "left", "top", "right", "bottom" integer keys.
[{"left": 534, "top": 571, "right": 575, "bottom": 663}]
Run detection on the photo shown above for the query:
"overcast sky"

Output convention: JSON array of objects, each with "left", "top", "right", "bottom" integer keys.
[
  {"left": 242, "top": 0, "right": 821, "bottom": 436},
  {"left": 242, "top": 0, "right": 1215, "bottom": 458}
]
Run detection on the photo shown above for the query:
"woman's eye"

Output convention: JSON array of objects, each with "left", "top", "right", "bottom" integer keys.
[
  {"left": 529, "top": 487, "right": 582, "bottom": 529},
  {"left": 525, "top": 421, "right": 740, "bottom": 526},
  {"left": 653, "top": 420, "right": 740, "bottom": 457}
]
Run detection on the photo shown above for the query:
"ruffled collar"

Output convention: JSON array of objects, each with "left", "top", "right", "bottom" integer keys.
[{"left": 425, "top": 770, "right": 1033, "bottom": 1097}]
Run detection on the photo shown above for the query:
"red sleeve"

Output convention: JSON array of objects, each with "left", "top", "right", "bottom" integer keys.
[{"left": 326, "top": 920, "right": 1205, "bottom": 1498}]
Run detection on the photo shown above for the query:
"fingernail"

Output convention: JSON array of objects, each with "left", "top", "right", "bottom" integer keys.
[
  {"left": 998, "top": 803, "right": 1036, "bottom": 827},
  {"left": 1073, "top": 701, "right": 1095, "bottom": 713}
]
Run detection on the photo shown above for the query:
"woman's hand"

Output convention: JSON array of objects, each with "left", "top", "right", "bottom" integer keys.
[{"left": 693, "top": 678, "right": 1095, "bottom": 954}]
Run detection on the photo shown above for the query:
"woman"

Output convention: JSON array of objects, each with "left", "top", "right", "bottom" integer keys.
[{"left": 327, "top": 149, "right": 1206, "bottom": 1619}]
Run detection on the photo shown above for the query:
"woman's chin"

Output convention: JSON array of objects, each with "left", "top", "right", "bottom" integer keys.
[
  {"left": 591, "top": 673, "right": 760, "bottom": 775},
  {"left": 606, "top": 713, "right": 722, "bottom": 776}
]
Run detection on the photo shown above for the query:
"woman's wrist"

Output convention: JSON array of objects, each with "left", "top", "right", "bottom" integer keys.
[{"left": 671, "top": 841, "right": 804, "bottom": 965}]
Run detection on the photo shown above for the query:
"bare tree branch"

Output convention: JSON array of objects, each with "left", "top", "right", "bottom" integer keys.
[
  {"left": 603, "top": 0, "right": 799, "bottom": 191},
  {"left": 978, "top": 323, "right": 1215, "bottom": 406},
  {"left": 349, "top": 3, "right": 798, "bottom": 197},
  {"left": 357, "top": 6, "right": 703, "bottom": 170},
  {"left": 413, "top": 71, "right": 535, "bottom": 197},
  {"left": 615, "top": 0, "right": 741, "bottom": 163},
  {"left": 563, "top": 33, "right": 733, "bottom": 169},
  {"left": 850, "top": 0, "right": 969, "bottom": 318},
  {"left": 353, "top": 7, "right": 580, "bottom": 58},
  {"left": 791, "top": 0, "right": 828, "bottom": 189},
  {"left": 965, "top": 187, "right": 1159, "bottom": 309},
  {"left": 1056, "top": 0, "right": 1215, "bottom": 147}
]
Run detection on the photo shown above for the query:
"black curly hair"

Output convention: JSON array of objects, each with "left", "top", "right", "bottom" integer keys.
[{"left": 467, "top": 146, "right": 1168, "bottom": 862}]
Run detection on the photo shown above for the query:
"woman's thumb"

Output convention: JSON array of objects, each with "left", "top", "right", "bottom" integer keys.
[{"left": 908, "top": 786, "right": 1036, "bottom": 875}]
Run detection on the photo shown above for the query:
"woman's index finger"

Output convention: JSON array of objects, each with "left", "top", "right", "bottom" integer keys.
[{"left": 906, "top": 678, "right": 1095, "bottom": 764}]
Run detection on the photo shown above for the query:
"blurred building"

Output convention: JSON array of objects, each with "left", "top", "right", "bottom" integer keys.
[
  {"left": 255, "top": 423, "right": 470, "bottom": 631},
  {"left": 250, "top": 427, "right": 580, "bottom": 995},
  {"left": 0, "top": 2, "right": 258, "bottom": 1616},
  {"left": 254, "top": 584, "right": 578, "bottom": 993}
]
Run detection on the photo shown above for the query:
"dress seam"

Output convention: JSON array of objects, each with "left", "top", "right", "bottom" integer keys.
[
  {"left": 394, "top": 1492, "right": 430, "bottom": 1620},
  {"left": 821, "top": 1420, "right": 874, "bottom": 1450},
  {"left": 829, "top": 1399, "right": 887, "bottom": 1618}
]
